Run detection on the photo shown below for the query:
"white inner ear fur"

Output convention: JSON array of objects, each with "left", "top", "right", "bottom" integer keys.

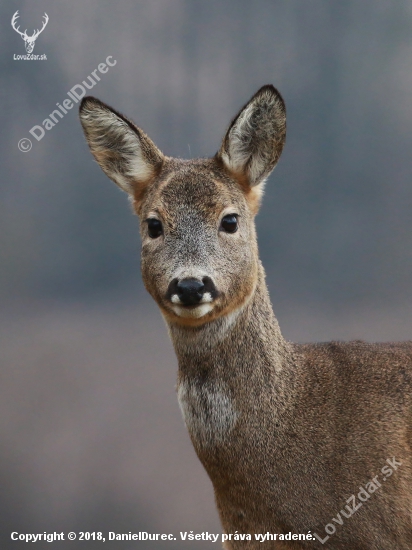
[
  {"left": 220, "top": 102, "right": 266, "bottom": 185},
  {"left": 81, "top": 107, "right": 154, "bottom": 194},
  {"left": 219, "top": 87, "right": 285, "bottom": 189}
]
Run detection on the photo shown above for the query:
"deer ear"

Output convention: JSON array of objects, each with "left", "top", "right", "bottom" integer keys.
[
  {"left": 217, "top": 85, "right": 286, "bottom": 188},
  {"left": 79, "top": 97, "right": 163, "bottom": 200}
]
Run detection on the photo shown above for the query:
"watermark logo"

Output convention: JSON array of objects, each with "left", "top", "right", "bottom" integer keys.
[
  {"left": 12, "top": 11, "right": 48, "bottom": 60},
  {"left": 18, "top": 56, "right": 117, "bottom": 152},
  {"left": 313, "top": 456, "right": 402, "bottom": 545}
]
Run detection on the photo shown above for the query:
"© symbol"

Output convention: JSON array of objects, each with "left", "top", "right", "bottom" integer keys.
[{"left": 18, "top": 138, "right": 32, "bottom": 152}]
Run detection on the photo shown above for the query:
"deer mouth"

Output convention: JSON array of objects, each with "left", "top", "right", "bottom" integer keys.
[{"left": 170, "top": 302, "right": 215, "bottom": 319}]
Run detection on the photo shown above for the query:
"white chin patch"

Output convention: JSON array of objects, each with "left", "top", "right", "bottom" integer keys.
[{"left": 171, "top": 303, "right": 213, "bottom": 319}]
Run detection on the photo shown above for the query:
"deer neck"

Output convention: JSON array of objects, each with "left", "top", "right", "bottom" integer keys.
[{"left": 166, "top": 261, "right": 296, "bottom": 471}]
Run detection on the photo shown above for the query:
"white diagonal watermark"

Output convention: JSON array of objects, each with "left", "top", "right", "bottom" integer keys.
[
  {"left": 313, "top": 456, "right": 402, "bottom": 544},
  {"left": 18, "top": 56, "right": 117, "bottom": 152}
]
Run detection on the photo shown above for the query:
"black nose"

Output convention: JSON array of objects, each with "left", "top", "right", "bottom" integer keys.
[
  {"left": 167, "top": 276, "right": 217, "bottom": 306},
  {"left": 176, "top": 278, "right": 205, "bottom": 306}
]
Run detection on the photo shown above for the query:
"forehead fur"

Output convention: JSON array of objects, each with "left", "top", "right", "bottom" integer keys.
[{"left": 136, "top": 158, "right": 249, "bottom": 219}]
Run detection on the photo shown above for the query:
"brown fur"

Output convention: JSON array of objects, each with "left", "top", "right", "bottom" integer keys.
[{"left": 79, "top": 85, "right": 412, "bottom": 548}]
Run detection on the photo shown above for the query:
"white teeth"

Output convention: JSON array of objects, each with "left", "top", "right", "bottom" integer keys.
[
  {"left": 171, "top": 304, "right": 213, "bottom": 319},
  {"left": 171, "top": 294, "right": 181, "bottom": 304}
]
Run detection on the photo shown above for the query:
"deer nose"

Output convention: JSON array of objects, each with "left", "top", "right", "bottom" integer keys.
[
  {"left": 167, "top": 276, "right": 217, "bottom": 306},
  {"left": 176, "top": 278, "right": 205, "bottom": 306}
]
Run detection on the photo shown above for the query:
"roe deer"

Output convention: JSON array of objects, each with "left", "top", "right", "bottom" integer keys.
[{"left": 79, "top": 85, "right": 412, "bottom": 549}]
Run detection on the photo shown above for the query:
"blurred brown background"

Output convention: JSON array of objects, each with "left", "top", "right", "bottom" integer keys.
[{"left": 1, "top": 1, "right": 412, "bottom": 548}]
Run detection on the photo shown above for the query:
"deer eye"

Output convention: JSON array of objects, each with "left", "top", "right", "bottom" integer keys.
[
  {"left": 220, "top": 214, "right": 238, "bottom": 233},
  {"left": 147, "top": 218, "right": 163, "bottom": 238}
]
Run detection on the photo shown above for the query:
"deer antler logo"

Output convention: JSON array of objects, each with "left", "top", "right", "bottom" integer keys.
[{"left": 11, "top": 11, "right": 49, "bottom": 54}]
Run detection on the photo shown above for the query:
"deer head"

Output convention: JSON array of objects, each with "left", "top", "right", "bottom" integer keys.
[
  {"left": 11, "top": 11, "right": 49, "bottom": 54},
  {"left": 79, "top": 86, "right": 286, "bottom": 327}
]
